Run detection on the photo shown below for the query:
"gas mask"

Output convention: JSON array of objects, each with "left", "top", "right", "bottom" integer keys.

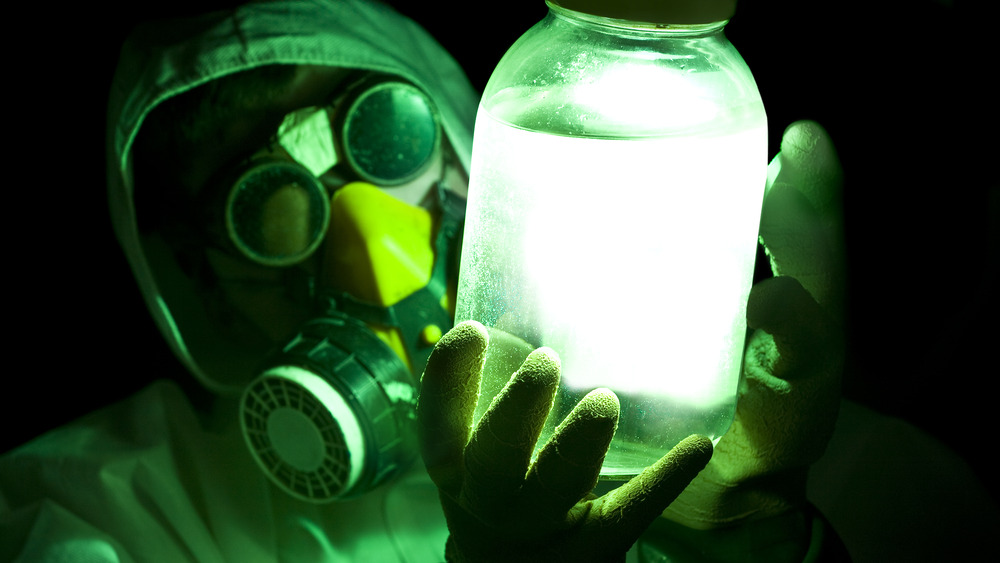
[{"left": 162, "top": 73, "right": 465, "bottom": 503}]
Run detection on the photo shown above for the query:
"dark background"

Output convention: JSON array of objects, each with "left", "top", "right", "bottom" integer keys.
[{"left": 10, "top": 0, "right": 996, "bottom": 508}]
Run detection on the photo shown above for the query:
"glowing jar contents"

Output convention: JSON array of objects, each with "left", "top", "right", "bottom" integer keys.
[{"left": 456, "top": 1, "right": 767, "bottom": 479}]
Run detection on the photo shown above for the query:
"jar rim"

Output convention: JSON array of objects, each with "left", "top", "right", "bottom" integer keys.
[{"left": 545, "top": 0, "right": 729, "bottom": 34}]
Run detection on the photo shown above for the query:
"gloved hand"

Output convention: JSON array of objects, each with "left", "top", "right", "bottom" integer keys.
[
  {"left": 659, "top": 120, "right": 846, "bottom": 534},
  {"left": 418, "top": 321, "right": 714, "bottom": 563}
]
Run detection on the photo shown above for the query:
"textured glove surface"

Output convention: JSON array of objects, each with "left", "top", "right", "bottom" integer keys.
[
  {"left": 661, "top": 120, "right": 846, "bottom": 529},
  {"left": 418, "top": 321, "right": 714, "bottom": 562}
]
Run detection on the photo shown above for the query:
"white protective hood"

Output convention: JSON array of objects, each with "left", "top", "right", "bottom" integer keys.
[{"left": 106, "top": 0, "right": 479, "bottom": 396}]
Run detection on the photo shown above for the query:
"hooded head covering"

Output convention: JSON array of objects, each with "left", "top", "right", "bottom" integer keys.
[{"left": 107, "top": 0, "right": 478, "bottom": 396}]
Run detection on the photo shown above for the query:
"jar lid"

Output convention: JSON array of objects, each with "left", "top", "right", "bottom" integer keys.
[{"left": 549, "top": 0, "right": 737, "bottom": 25}]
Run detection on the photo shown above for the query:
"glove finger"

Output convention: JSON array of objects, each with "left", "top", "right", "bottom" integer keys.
[
  {"left": 590, "top": 434, "right": 713, "bottom": 550},
  {"left": 521, "top": 388, "right": 619, "bottom": 521},
  {"left": 417, "top": 320, "right": 489, "bottom": 492},
  {"left": 766, "top": 120, "right": 843, "bottom": 218},
  {"left": 461, "top": 347, "right": 560, "bottom": 518},
  {"left": 746, "top": 275, "right": 836, "bottom": 380},
  {"left": 759, "top": 182, "right": 837, "bottom": 306},
  {"left": 760, "top": 120, "right": 845, "bottom": 321}
]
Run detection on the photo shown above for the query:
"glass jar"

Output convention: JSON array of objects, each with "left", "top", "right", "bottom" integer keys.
[{"left": 455, "top": 0, "right": 766, "bottom": 479}]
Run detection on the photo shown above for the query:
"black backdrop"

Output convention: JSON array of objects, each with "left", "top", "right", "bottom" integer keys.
[{"left": 10, "top": 0, "right": 995, "bottom": 508}]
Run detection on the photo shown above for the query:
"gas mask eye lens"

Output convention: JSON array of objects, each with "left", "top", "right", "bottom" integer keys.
[
  {"left": 341, "top": 81, "right": 440, "bottom": 186},
  {"left": 226, "top": 160, "right": 331, "bottom": 266}
]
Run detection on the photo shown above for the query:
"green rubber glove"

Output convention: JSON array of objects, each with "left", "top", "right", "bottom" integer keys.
[
  {"left": 418, "top": 321, "right": 714, "bottom": 563},
  {"left": 660, "top": 120, "right": 846, "bottom": 533}
]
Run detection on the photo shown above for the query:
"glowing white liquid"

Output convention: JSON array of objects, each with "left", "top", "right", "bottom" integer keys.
[{"left": 457, "top": 105, "right": 766, "bottom": 478}]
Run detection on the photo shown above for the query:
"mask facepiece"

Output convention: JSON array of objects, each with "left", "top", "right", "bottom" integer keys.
[{"left": 239, "top": 182, "right": 462, "bottom": 502}]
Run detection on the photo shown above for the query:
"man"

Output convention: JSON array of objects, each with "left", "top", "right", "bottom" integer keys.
[{"left": 4, "top": 1, "right": 994, "bottom": 561}]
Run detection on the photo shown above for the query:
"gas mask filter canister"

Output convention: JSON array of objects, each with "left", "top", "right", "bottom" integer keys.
[{"left": 240, "top": 310, "right": 416, "bottom": 503}]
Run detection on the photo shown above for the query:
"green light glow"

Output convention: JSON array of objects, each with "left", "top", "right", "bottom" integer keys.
[
  {"left": 460, "top": 108, "right": 764, "bottom": 405},
  {"left": 569, "top": 63, "right": 720, "bottom": 133}
]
